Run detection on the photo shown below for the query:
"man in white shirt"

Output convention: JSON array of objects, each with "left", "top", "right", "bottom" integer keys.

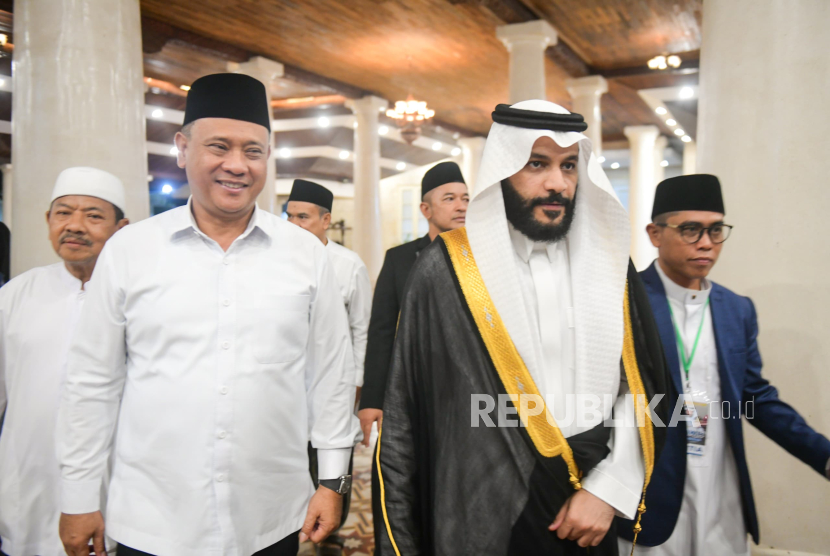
[
  {"left": 286, "top": 178, "right": 371, "bottom": 556},
  {"left": 285, "top": 179, "right": 371, "bottom": 398},
  {"left": 619, "top": 174, "right": 830, "bottom": 555},
  {"left": 0, "top": 166, "right": 128, "bottom": 556},
  {"left": 375, "top": 101, "right": 669, "bottom": 554},
  {"left": 57, "top": 73, "right": 359, "bottom": 556}
]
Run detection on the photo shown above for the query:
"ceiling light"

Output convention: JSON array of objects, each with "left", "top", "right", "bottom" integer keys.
[
  {"left": 453, "top": 132, "right": 461, "bottom": 140},
  {"left": 660, "top": 160, "right": 669, "bottom": 167},
  {"left": 597, "top": 156, "right": 606, "bottom": 163},
  {"left": 318, "top": 117, "right": 330, "bottom": 128},
  {"left": 169, "top": 146, "right": 178, "bottom": 155},
  {"left": 655, "top": 107, "right": 667, "bottom": 116},
  {"left": 339, "top": 150, "right": 350, "bottom": 160},
  {"left": 279, "top": 148, "right": 292, "bottom": 158},
  {"left": 647, "top": 56, "right": 666, "bottom": 70},
  {"left": 682, "top": 135, "right": 692, "bottom": 143},
  {"left": 146, "top": 175, "right": 153, "bottom": 182},
  {"left": 378, "top": 125, "right": 389, "bottom": 136},
  {"left": 432, "top": 142, "right": 442, "bottom": 151},
  {"left": 180, "top": 85, "right": 191, "bottom": 92},
  {"left": 0, "top": 34, "right": 7, "bottom": 46},
  {"left": 679, "top": 87, "right": 694, "bottom": 100},
  {"left": 674, "top": 128, "right": 685, "bottom": 136},
  {"left": 611, "top": 162, "right": 620, "bottom": 169},
  {"left": 352, "top": 122, "right": 358, "bottom": 129},
  {"left": 666, "top": 119, "right": 677, "bottom": 126},
  {"left": 0, "top": 79, "right": 5, "bottom": 87},
  {"left": 451, "top": 147, "right": 461, "bottom": 157},
  {"left": 667, "top": 55, "right": 681, "bottom": 68},
  {"left": 386, "top": 94, "right": 436, "bottom": 144},
  {"left": 396, "top": 162, "right": 406, "bottom": 171},
  {"left": 161, "top": 184, "right": 173, "bottom": 195},
  {"left": 151, "top": 109, "right": 163, "bottom": 119},
  {"left": 379, "top": 105, "right": 387, "bottom": 112}
]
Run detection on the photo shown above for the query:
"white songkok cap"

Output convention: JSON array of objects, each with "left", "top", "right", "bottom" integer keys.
[{"left": 50, "top": 167, "right": 126, "bottom": 214}]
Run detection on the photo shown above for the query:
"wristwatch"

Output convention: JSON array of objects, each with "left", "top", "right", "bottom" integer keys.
[{"left": 319, "top": 475, "right": 352, "bottom": 495}]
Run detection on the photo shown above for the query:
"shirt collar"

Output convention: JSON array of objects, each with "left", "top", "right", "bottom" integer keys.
[
  {"left": 171, "top": 197, "right": 273, "bottom": 241},
  {"left": 508, "top": 222, "right": 563, "bottom": 264},
  {"left": 58, "top": 263, "right": 84, "bottom": 290},
  {"left": 655, "top": 260, "right": 711, "bottom": 305}
]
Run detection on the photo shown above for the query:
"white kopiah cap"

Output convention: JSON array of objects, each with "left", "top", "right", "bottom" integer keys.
[{"left": 50, "top": 167, "right": 126, "bottom": 214}]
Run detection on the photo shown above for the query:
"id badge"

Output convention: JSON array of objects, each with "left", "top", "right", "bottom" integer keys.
[{"left": 683, "top": 390, "right": 711, "bottom": 466}]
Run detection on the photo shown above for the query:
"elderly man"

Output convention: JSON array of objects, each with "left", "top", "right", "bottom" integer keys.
[
  {"left": 619, "top": 174, "right": 830, "bottom": 555},
  {"left": 0, "top": 167, "right": 128, "bottom": 556},
  {"left": 57, "top": 73, "right": 359, "bottom": 556},
  {"left": 376, "top": 102, "right": 670, "bottom": 555},
  {"left": 286, "top": 178, "right": 371, "bottom": 556}
]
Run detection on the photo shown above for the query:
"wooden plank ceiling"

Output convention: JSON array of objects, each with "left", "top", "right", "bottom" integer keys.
[{"left": 139, "top": 0, "right": 702, "bottom": 142}]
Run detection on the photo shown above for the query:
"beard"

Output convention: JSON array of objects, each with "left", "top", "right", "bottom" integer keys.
[{"left": 501, "top": 178, "right": 578, "bottom": 243}]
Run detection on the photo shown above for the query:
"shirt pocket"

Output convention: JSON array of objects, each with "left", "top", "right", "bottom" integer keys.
[{"left": 245, "top": 294, "right": 310, "bottom": 364}]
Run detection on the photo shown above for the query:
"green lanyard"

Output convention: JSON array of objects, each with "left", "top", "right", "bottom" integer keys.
[{"left": 667, "top": 297, "right": 710, "bottom": 384}]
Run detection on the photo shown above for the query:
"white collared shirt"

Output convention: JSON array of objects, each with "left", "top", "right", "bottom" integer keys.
[
  {"left": 0, "top": 263, "right": 86, "bottom": 556},
  {"left": 324, "top": 240, "right": 372, "bottom": 387},
  {"left": 631, "top": 263, "right": 748, "bottom": 555},
  {"left": 508, "top": 225, "right": 645, "bottom": 519},
  {"left": 57, "top": 201, "right": 360, "bottom": 556}
]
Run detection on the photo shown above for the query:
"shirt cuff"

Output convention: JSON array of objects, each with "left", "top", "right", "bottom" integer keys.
[
  {"left": 61, "top": 478, "right": 102, "bottom": 514},
  {"left": 581, "top": 468, "right": 641, "bottom": 520},
  {"left": 317, "top": 447, "right": 352, "bottom": 480}
]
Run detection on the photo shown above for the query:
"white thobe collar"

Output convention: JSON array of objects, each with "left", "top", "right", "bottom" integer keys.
[
  {"left": 59, "top": 262, "right": 85, "bottom": 291},
  {"left": 507, "top": 222, "right": 565, "bottom": 264},
  {"left": 655, "top": 261, "right": 711, "bottom": 306}
]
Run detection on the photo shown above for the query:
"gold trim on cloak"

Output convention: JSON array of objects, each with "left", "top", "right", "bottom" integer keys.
[{"left": 377, "top": 227, "right": 657, "bottom": 553}]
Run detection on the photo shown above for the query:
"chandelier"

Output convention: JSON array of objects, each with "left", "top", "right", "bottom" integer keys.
[
  {"left": 647, "top": 54, "right": 681, "bottom": 71},
  {"left": 386, "top": 95, "right": 435, "bottom": 144}
]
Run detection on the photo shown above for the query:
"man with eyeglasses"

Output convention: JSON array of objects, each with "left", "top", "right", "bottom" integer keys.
[{"left": 618, "top": 174, "right": 830, "bottom": 555}]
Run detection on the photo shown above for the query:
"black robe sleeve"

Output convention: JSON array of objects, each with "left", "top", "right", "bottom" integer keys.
[{"left": 361, "top": 250, "right": 400, "bottom": 410}]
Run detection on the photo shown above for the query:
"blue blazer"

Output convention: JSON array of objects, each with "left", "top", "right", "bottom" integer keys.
[{"left": 618, "top": 262, "right": 830, "bottom": 546}]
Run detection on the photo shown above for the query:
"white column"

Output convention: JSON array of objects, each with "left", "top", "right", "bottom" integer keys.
[
  {"left": 682, "top": 141, "right": 697, "bottom": 175},
  {"left": 12, "top": 0, "right": 149, "bottom": 276},
  {"left": 623, "top": 125, "right": 660, "bottom": 270},
  {"left": 653, "top": 135, "right": 668, "bottom": 185},
  {"left": 496, "top": 20, "right": 558, "bottom": 103},
  {"left": 228, "top": 56, "right": 284, "bottom": 214},
  {"left": 566, "top": 75, "right": 608, "bottom": 155},
  {"left": 1, "top": 164, "right": 11, "bottom": 231},
  {"left": 698, "top": 2, "right": 830, "bottom": 553},
  {"left": 457, "top": 136, "right": 486, "bottom": 195},
  {"left": 346, "top": 95, "right": 386, "bottom": 282}
]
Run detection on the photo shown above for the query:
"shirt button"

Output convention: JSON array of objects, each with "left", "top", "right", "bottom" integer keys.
[
  {"left": 220, "top": 386, "right": 229, "bottom": 395},
  {"left": 221, "top": 341, "right": 230, "bottom": 350},
  {"left": 223, "top": 258, "right": 230, "bottom": 266},
  {"left": 217, "top": 474, "right": 225, "bottom": 482},
  {"left": 223, "top": 299, "right": 231, "bottom": 307},
  {"left": 218, "top": 431, "right": 227, "bottom": 439}
]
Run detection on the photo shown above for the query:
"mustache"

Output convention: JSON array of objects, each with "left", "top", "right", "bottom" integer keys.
[
  {"left": 59, "top": 233, "right": 92, "bottom": 246},
  {"left": 527, "top": 191, "right": 573, "bottom": 210}
]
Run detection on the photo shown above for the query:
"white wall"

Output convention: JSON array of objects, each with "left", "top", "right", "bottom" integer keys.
[{"left": 698, "top": 1, "right": 830, "bottom": 553}]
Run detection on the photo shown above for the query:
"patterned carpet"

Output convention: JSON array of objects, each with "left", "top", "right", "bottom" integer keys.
[{"left": 299, "top": 441, "right": 376, "bottom": 556}]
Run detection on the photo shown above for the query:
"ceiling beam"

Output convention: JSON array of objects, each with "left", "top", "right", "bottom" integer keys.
[{"left": 599, "top": 60, "right": 700, "bottom": 80}]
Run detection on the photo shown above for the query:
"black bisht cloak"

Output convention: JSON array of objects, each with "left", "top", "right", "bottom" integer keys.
[{"left": 376, "top": 229, "right": 670, "bottom": 556}]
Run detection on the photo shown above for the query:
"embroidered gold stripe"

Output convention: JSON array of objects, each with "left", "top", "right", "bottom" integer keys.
[
  {"left": 442, "top": 227, "right": 582, "bottom": 486},
  {"left": 621, "top": 281, "right": 656, "bottom": 551},
  {"left": 376, "top": 427, "right": 403, "bottom": 556}
]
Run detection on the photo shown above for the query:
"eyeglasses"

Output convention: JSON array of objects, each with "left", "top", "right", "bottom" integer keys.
[{"left": 655, "top": 222, "right": 733, "bottom": 244}]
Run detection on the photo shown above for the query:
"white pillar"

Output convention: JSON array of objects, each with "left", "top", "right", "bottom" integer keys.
[
  {"left": 566, "top": 75, "right": 608, "bottom": 155},
  {"left": 12, "top": 0, "right": 149, "bottom": 276},
  {"left": 346, "top": 95, "right": 386, "bottom": 282},
  {"left": 698, "top": 2, "right": 830, "bottom": 552},
  {"left": 682, "top": 141, "right": 697, "bottom": 175},
  {"left": 653, "top": 135, "right": 668, "bottom": 185},
  {"left": 457, "top": 136, "right": 486, "bottom": 195},
  {"left": 496, "top": 20, "right": 558, "bottom": 103},
  {"left": 624, "top": 125, "right": 660, "bottom": 270},
  {"left": 1, "top": 164, "right": 11, "bottom": 231},
  {"left": 228, "top": 56, "right": 284, "bottom": 214}
]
